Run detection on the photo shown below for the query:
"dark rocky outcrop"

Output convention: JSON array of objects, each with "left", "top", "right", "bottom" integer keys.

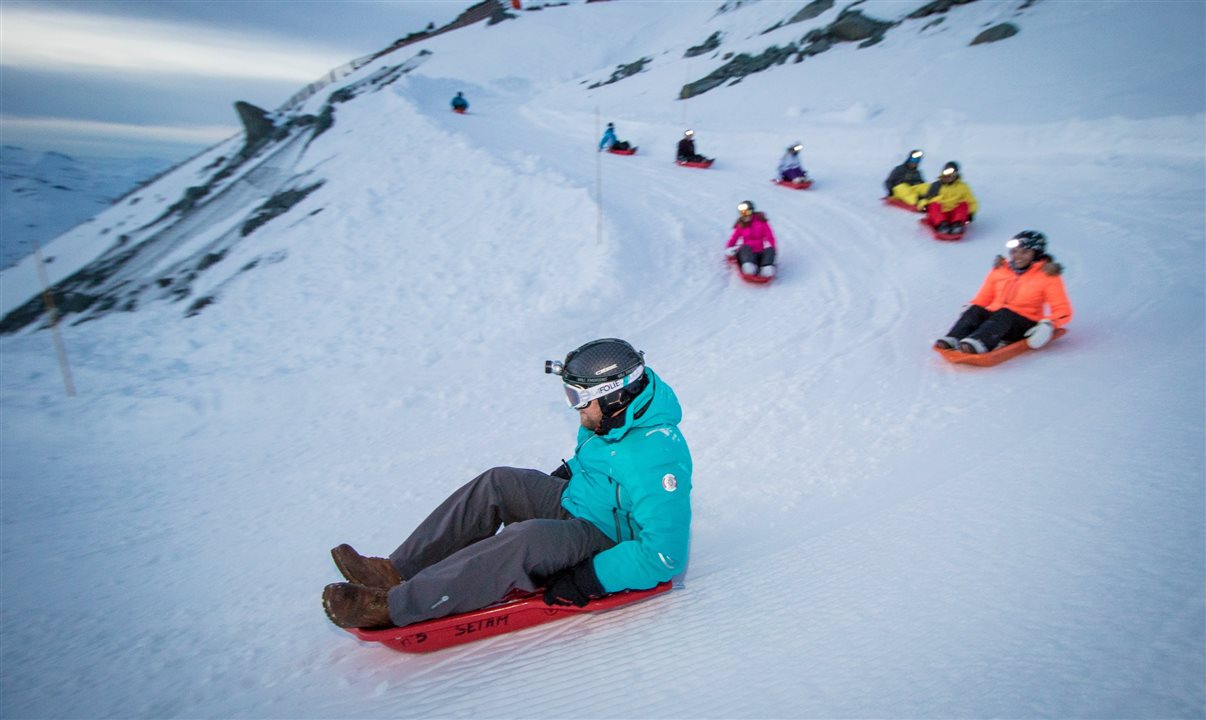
[
  {"left": 827, "top": 9, "right": 894, "bottom": 43},
  {"left": 234, "top": 101, "right": 275, "bottom": 157},
  {"left": 680, "top": 44, "right": 798, "bottom": 98},
  {"left": 589, "top": 57, "right": 652, "bottom": 89},
  {"left": 971, "top": 22, "right": 1019, "bottom": 45},
  {"left": 908, "top": 0, "right": 979, "bottom": 20},
  {"left": 685, "top": 31, "right": 722, "bottom": 58},
  {"left": 681, "top": 7, "right": 894, "bottom": 98},
  {"left": 763, "top": 0, "right": 835, "bottom": 34},
  {"left": 240, "top": 183, "right": 325, "bottom": 237}
]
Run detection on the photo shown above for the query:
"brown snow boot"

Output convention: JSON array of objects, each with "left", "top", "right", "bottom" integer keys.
[
  {"left": 330, "top": 544, "right": 402, "bottom": 589},
  {"left": 322, "top": 582, "right": 393, "bottom": 629}
]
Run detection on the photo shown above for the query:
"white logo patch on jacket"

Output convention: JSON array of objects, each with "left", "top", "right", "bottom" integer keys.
[{"left": 662, "top": 473, "right": 678, "bottom": 492}]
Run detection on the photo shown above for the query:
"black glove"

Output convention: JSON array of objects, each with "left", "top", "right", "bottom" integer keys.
[
  {"left": 550, "top": 460, "right": 572, "bottom": 480},
  {"left": 542, "top": 560, "right": 605, "bottom": 607},
  {"left": 968, "top": 213, "right": 975, "bottom": 223}
]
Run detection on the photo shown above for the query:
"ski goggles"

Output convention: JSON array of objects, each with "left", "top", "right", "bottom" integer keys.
[
  {"left": 737, "top": 202, "right": 753, "bottom": 215},
  {"left": 909, "top": 149, "right": 924, "bottom": 161},
  {"left": 560, "top": 365, "right": 644, "bottom": 409}
]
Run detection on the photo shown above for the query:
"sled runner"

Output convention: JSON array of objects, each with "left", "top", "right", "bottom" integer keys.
[
  {"left": 344, "top": 582, "right": 672, "bottom": 653},
  {"left": 608, "top": 147, "right": 638, "bottom": 156},
  {"left": 882, "top": 196, "right": 918, "bottom": 212},
  {"left": 772, "top": 178, "right": 813, "bottom": 190},
  {"left": 934, "top": 328, "right": 1067, "bottom": 367},
  {"left": 676, "top": 159, "right": 714, "bottom": 169},
  {"left": 919, "top": 218, "right": 967, "bottom": 242},
  {"left": 727, "top": 256, "right": 774, "bottom": 285}
]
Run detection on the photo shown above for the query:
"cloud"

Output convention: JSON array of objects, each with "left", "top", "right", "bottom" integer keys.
[
  {"left": 1, "top": 114, "right": 238, "bottom": 145},
  {"left": 0, "top": 5, "right": 353, "bottom": 83}
]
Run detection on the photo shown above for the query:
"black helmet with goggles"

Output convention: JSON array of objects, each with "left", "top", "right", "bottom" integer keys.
[{"left": 545, "top": 338, "right": 647, "bottom": 411}]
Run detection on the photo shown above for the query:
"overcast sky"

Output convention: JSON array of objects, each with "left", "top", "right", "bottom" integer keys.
[{"left": 0, "top": 1, "right": 469, "bottom": 161}]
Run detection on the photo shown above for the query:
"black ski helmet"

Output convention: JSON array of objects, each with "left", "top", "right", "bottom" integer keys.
[
  {"left": 1007, "top": 230, "right": 1047, "bottom": 255},
  {"left": 942, "top": 160, "right": 960, "bottom": 175},
  {"left": 546, "top": 338, "right": 647, "bottom": 412},
  {"left": 737, "top": 200, "right": 755, "bottom": 215},
  {"left": 908, "top": 149, "right": 923, "bottom": 163}
]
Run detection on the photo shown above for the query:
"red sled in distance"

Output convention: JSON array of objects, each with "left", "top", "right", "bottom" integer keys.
[
  {"left": 934, "top": 328, "right": 1067, "bottom": 367},
  {"left": 727, "top": 256, "right": 774, "bottom": 285},
  {"left": 452, "top": 107, "right": 467, "bottom": 115},
  {"left": 883, "top": 196, "right": 919, "bottom": 212},
  {"left": 675, "top": 159, "right": 714, "bottom": 169},
  {"left": 344, "top": 582, "right": 672, "bottom": 653},
  {"left": 608, "top": 147, "right": 638, "bottom": 156},
  {"left": 772, "top": 178, "right": 813, "bottom": 190},
  {"left": 919, "top": 218, "right": 967, "bottom": 242}
]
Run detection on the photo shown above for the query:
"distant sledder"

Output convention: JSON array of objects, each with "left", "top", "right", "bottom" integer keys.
[
  {"left": 725, "top": 200, "right": 777, "bottom": 283},
  {"left": 919, "top": 161, "right": 978, "bottom": 240},
  {"left": 451, "top": 91, "right": 469, "bottom": 114},
  {"left": 599, "top": 122, "right": 636, "bottom": 155},
  {"left": 883, "top": 149, "right": 926, "bottom": 210},
  {"left": 773, "top": 142, "right": 812, "bottom": 189},
  {"left": 934, "top": 230, "right": 1073, "bottom": 366},
  {"left": 676, "top": 129, "right": 713, "bottom": 168}
]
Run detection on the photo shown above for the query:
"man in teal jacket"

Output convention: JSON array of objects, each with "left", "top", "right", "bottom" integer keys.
[{"left": 322, "top": 338, "right": 692, "bottom": 629}]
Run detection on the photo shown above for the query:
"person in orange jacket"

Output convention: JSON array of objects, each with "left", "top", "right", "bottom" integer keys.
[{"left": 934, "top": 230, "right": 1072, "bottom": 354}]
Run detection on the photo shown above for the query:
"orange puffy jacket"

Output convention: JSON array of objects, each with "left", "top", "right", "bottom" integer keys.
[{"left": 969, "top": 256, "right": 1073, "bottom": 327}]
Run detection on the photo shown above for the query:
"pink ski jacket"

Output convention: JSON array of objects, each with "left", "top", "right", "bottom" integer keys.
[{"left": 726, "top": 213, "right": 777, "bottom": 253}]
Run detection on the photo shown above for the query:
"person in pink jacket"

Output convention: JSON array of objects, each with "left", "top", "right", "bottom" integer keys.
[{"left": 725, "top": 200, "right": 777, "bottom": 278}]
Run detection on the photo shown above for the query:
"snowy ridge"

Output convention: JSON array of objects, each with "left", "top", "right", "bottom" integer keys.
[{"left": 0, "top": 1, "right": 1203, "bottom": 717}]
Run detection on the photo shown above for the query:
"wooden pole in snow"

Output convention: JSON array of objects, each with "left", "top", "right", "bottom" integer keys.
[{"left": 32, "top": 241, "right": 76, "bottom": 397}]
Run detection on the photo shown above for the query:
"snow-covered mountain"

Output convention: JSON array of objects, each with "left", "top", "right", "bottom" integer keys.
[
  {"left": 1, "top": 1, "right": 1202, "bottom": 718},
  {"left": 0, "top": 146, "right": 168, "bottom": 270}
]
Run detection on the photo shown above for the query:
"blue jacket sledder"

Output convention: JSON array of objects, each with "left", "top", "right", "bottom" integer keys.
[{"left": 561, "top": 368, "right": 693, "bottom": 592}]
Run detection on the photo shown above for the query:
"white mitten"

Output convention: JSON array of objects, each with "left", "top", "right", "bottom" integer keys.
[
  {"left": 1025, "top": 319, "right": 1054, "bottom": 349},
  {"left": 725, "top": 245, "right": 740, "bottom": 257}
]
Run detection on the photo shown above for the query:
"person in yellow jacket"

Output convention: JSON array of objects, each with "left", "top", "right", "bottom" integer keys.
[
  {"left": 919, "top": 161, "right": 978, "bottom": 235},
  {"left": 934, "top": 230, "right": 1073, "bottom": 354}
]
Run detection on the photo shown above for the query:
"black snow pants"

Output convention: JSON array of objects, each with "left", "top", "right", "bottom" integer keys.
[
  {"left": 385, "top": 467, "right": 615, "bottom": 627},
  {"left": 736, "top": 245, "right": 776, "bottom": 267},
  {"left": 946, "top": 305, "right": 1036, "bottom": 351}
]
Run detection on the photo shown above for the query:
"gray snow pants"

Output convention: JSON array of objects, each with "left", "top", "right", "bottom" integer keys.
[{"left": 385, "top": 466, "right": 616, "bottom": 627}]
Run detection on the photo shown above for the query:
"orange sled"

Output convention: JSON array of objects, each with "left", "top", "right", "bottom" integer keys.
[
  {"left": 608, "top": 146, "right": 638, "bottom": 155},
  {"left": 772, "top": 178, "right": 813, "bottom": 190},
  {"left": 344, "top": 582, "right": 672, "bottom": 653},
  {"left": 676, "top": 159, "right": 714, "bottom": 169},
  {"left": 934, "top": 328, "right": 1067, "bottom": 367}
]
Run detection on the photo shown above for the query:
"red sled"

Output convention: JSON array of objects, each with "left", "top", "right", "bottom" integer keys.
[
  {"left": 883, "top": 196, "right": 919, "bottom": 212},
  {"left": 934, "top": 328, "right": 1067, "bottom": 367},
  {"left": 608, "top": 147, "right": 637, "bottom": 156},
  {"left": 344, "top": 582, "right": 672, "bottom": 653},
  {"left": 676, "top": 159, "right": 714, "bottom": 169},
  {"left": 452, "top": 107, "right": 467, "bottom": 114},
  {"left": 772, "top": 178, "right": 813, "bottom": 190},
  {"left": 919, "top": 218, "right": 967, "bottom": 241},
  {"left": 727, "top": 256, "right": 774, "bottom": 284}
]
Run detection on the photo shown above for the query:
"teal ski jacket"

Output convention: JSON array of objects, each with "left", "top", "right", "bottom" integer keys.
[{"left": 560, "top": 368, "right": 693, "bottom": 593}]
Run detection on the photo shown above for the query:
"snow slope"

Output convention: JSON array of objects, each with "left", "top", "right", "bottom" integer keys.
[{"left": 1, "top": 1, "right": 1203, "bottom": 717}]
